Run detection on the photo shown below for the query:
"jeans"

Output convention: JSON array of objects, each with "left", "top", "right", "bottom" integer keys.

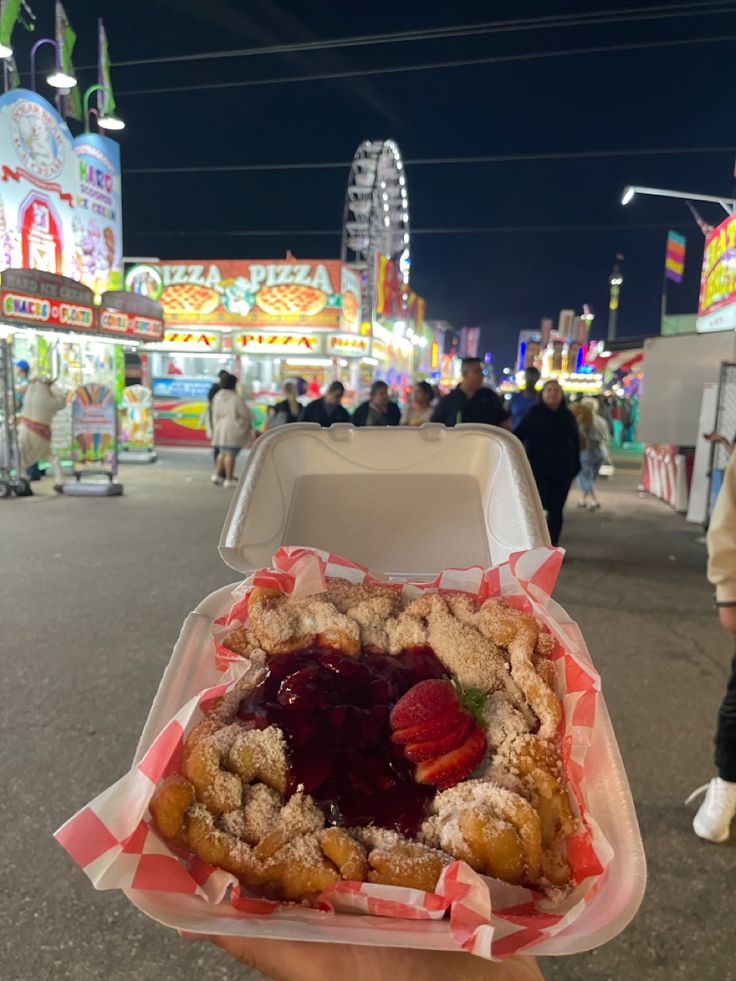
[
  {"left": 535, "top": 475, "right": 573, "bottom": 547},
  {"left": 715, "top": 648, "right": 736, "bottom": 782},
  {"left": 577, "top": 449, "right": 602, "bottom": 493}
]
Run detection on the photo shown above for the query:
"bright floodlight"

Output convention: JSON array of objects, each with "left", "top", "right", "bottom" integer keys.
[
  {"left": 0, "top": 43, "right": 13, "bottom": 59},
  {"left": 621, "top": 186, "right": 635, "bottom": 206},
  {"left": 98, "top": 114, "right": 125, "bottom": 131},
  {"left": 47, "top": 70, "right": 77, "bottom": 89}
]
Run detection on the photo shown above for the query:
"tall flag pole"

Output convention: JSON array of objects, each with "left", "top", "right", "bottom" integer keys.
[
  {"left": 54, "top": 1, "right": 81, "bottom": 120},
  {"left": 97, "top": 18, "right": 116, "bottom": 116},
  {"left": 685, "top": 200, "right": 714, "bottom": 237}
]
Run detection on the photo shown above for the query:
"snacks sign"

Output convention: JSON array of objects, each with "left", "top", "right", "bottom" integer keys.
[
  {"left": 697, "top": 214, "right": 736, "bottom": 332},
  {"left": 124, "top": 259, "right": 361, "bottom": 331},
  {"left": 1, "top": 268, "right": 95, "bottom": 330}
]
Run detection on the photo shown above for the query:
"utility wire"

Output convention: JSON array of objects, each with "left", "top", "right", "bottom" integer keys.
[
  {"left": 138, "top": 222, "right": 692, "bottom": 237},
  {"left": 118, "top": 33, "right": 736, "bottom": 97},
  {"left": 123, "top": 145, "right": 736, "bottom": 176},
  {"left": 72, "top": 1, "right": 735, "bottom": 70}
]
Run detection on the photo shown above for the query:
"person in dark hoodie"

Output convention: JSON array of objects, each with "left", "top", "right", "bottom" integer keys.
[
  {"left": 430, "top": 357, "right": 508, "bottom": 428},
  {"left": 352, "top": 380, "right": 401, "bottom": 427},
  {"left": 301, "top": 380, "right": 352, "bottom": 427},
  {"left": 514, "top": 380, "right": 580, "bottom": 546}
]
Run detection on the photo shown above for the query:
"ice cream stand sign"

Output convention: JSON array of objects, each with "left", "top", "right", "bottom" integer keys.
[
  {"left": 119, "top": 384, "right": 155, "bottom": 458},
  {"left": 70, "top": 383, "right": 117, "bottom": 472},
  {"left": 0, "top": 90, "right": 123, "bottom": 295}
]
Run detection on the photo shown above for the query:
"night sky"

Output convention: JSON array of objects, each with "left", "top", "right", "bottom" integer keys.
[{"left": 12, "top": 1, "right": 736, "bottom": 368}]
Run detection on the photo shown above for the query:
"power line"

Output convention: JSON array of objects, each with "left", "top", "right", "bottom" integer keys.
[
  {"left": 123, "top": 145, "right": 736, "bottom": 176},
  {"left": 73, "top": 1, "right": 735, "bottom": 70},
  {"left": 118, "top": 33, "right": 736, "bottom": 97},
  {"left": 137, "top": 222, "right": 692, "bottom": 237}
]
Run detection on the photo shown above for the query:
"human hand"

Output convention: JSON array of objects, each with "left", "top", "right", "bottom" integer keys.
[
  {"left": 181, "top": 933, "right": 543, "bottom": 981},
  {"left": 718, "top": 605, "right": 736, "bottom": 637},
  {"left": 704, "top": 432, "right": 727, "bottom": 445}
]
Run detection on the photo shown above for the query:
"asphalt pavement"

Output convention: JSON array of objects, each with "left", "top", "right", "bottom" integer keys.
[{"left": 1, "top": 446, "right": 734, "bottom": 981}]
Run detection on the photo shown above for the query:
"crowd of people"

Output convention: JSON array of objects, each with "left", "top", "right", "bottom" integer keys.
[{"left": 203, "top": 359, "right": 629, "bottom": 551}]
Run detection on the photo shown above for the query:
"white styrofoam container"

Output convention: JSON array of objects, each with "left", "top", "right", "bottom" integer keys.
[
  {"left": 219, "top": 424, "right": 550, "bottom": 576},
  {"left": 126, "top": 425, "right": 646, "bottom": 955}
]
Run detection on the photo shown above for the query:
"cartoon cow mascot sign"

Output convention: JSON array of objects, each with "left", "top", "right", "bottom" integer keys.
[{"left": 17, "top": 377, "right": 66, "bottom": 479}]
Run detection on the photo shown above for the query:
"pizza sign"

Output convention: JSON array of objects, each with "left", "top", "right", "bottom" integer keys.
[
  {"left": 232, "top": 331, "right": 325, "bottom": 355},
  {"left": 162, "top": 330, "right": 221, "bottom": 350},
  {"left": 326, "top": 333, "right": 369, "bottom": 357},
  {"left": 124, "top": 259, "right": 354, "bottom": 330}
]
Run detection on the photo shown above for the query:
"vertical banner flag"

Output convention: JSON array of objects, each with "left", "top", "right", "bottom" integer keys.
[
  {"left": 0, "top": 0, "right": 21, "bottom": 50},
  {"left": 665, "top": 230, "right": 686, "bottom": 283},
  {"left": 55, "top": 2, "right": 81, "bottom": 120},
  {"left": 98, "top": 18, "right": 116, "bottom": 115},
  {"left": 5, "top": 53, "right": 19, "bottom": 87}
]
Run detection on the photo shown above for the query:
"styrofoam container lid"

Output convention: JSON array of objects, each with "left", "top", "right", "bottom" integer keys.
[{"left": 219, "top": 423, "right": 549, "bottom": 576}]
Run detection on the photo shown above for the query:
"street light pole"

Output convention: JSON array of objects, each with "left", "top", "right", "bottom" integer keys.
[
  {"left": 621, "top": 184, "right": 736, "bottom": 215},
  {"left": 607, "top": 261, "right": 623, "bottom": 341},
  {"left": 82, "top": 83, "right": 125, "bottom": 132}
]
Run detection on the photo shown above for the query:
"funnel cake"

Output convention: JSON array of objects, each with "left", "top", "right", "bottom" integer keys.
[{"left": 150, "top": 582, "right": 577, "bottom": 903}]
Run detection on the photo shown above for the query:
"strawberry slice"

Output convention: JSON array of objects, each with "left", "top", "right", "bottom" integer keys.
[
  {"left": 390, "top": 679, "right": 457, "bottom": 730},
  {"left": 404, "top": 712, "right": 474, "bottom": 763},
  {"left": 414, "top": 724, "right": 488, "bottom": 789},
  {"left": 390, "top": 708, "right": 463, "bottom": 746}
]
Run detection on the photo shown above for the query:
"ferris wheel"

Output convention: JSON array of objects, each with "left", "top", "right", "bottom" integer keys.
[{"left": 341, "top": 139, "right": 411, "bottom": 318}]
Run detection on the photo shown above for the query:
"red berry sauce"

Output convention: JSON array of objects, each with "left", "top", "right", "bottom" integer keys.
[{"left": 237, "top": 646, "right": 447, "bottom": 836}]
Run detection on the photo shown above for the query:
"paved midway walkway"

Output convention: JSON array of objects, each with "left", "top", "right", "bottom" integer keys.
[{"left": 1, "top": 448, "right": 733, "bottom": 980}]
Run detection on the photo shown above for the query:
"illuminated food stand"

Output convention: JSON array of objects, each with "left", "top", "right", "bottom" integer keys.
[{"left": 126, "top": 258, "right": 366, "bottom": 445}]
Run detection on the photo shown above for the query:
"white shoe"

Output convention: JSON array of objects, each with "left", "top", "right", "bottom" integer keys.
[
  {"left": 223, "top": 479, "right": 238, "bottom": 488},
  {"left": 210, "top": 475, "right": 224, "bottom": 485},
  {"left": 687, "top": 777, "right": 736, "bottom": 842}
]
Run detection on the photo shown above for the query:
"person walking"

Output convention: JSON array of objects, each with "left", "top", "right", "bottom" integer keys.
[
  {"left": 353, "top": 380, "right": 401, "bottom": 427},
  {"left": 401, "top": 380, "right": 435, "bottom": 426},
  {"left": 509, "top": 366, "right": 540, "bottom": 429},
  {"left": 301, "top": 380, "right": 351, "bottom": 427},
  {"left": 618, "top": 397, "right": 633, "bottom": 446},
  {"left": 203, "top": 369, "right": 229, "bottom": 464},
  {"left": 688, "top": 449, "right": 736, "bottom": 842},
  {"left": 514, "top": 380, "right": 580, "bottom": 546},
  {"left": 268, "top": 380, "right": 303, "bottom": 428},
  {"left": 571, "top": 399, "right": 606, "bottom": 511},
  {"left": 430, "top": 357, "right": 508, "bottom": 427},
  {"left": 210, "top": 373, "right": 252, "bottom": 488}
]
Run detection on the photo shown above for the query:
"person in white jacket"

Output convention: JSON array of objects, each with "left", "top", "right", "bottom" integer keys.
[
  {"left": 689, "top": 449, "right": 736, "bottom": 841},
  {"left": 210, "top": 373, "right": 252, "bottom": 488}
]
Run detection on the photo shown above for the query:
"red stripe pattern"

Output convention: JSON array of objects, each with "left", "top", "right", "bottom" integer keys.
[{"left": 55, "top": 545, "right": 615, "bottom": 960}]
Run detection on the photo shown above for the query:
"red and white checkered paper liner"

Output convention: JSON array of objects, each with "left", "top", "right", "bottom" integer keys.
[{"left": 55, "top": 545, "right": 612, "bottom": 961}]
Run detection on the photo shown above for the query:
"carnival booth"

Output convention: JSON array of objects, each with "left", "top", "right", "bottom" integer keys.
[
  {"left": 0, "top": 86, "right": 167, "bottom": 472},
  {"left": 126, "top": 258, "right": 365, "bottom": 445},
  {"left": 0, "top": 268, "right": 163, "bottom": 468}
]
